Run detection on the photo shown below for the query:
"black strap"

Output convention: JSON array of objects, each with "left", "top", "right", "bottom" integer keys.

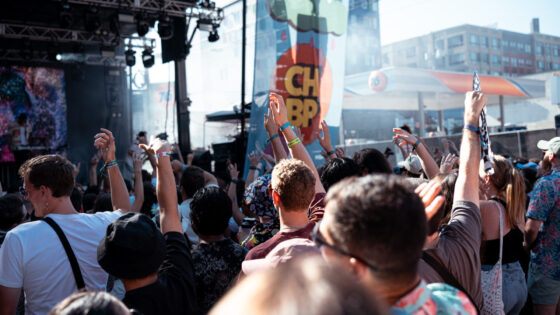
[
  {"left": 42, "top": 217, "right": 86, "bottom": 290},
  {"left": 422, "top": 251, "right": 479, "bottom": 314},
  {"left": 489, "top": 196, "right": 507, "bottom": 209}
]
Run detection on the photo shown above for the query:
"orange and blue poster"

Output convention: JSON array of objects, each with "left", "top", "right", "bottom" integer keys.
[{"left": 246, "top": 0, "right": 348, "bottom": 170}]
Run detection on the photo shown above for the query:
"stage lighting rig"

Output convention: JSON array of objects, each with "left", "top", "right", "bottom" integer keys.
[
  {"left": 136, "top": 14, "right": 150, "bottom": 37},
  {"left": 157, "top": 15, "right": 174, "bottom": 40},
  {"left": 85, "top": 7, "right": 102, "bottom": 34},
  {"left": 142, "top": 47, "right": 155, "bottom": 68},
  {"left": 208, "top": 30, "right": 219, "bottom": 42},
  {"left": 125, "top": 48, "right": 136, "bottom": 67},
  {"left": 59, "top": 1, "right": 73, "bottom": 28}
]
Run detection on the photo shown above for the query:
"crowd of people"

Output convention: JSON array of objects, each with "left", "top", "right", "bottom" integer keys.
[{"left": 0, "top": 91, "right": 558, "bottom": 315}]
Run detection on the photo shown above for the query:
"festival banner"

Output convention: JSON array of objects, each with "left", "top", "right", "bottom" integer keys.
[{"left": 245, "top": 0, "right": 348, "bottom": 173}]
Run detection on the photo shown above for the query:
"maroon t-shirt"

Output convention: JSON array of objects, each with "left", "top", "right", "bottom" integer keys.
[{"left": 244, "top": 193, "right": 325, "bottom": 261}]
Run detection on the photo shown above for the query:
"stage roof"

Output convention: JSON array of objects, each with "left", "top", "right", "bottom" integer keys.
[{"left": 343, "top": 67, "right": 547, "bottom": 111}]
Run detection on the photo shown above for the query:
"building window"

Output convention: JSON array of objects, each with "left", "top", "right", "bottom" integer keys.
[
  {"left": 492, "top": 55, "right": 501, "bottom": 65},
  {"left": 436, "top": 39, "right": 444, "bottom": 51},
  {"left": 491, "top": 38, "right": 500, "bottom": 49},
  {"left": 538, "top": 61, "right": 544, "bottom": 69},
  {"left": 548, "top": 62, "right": 553, "bottom": 70},
  {"left": 448, "top": 35, "right": 464, "bottom": 48},
  {"left": 469, "top": 35, "right": 478, "bottom": 46},
  {"left": 554, "top": 45, "right": 559, "bottom": 57},
  {"left": 406, "top": 47, "right": 416, "bottom": 58},
  {"left": 503, "top": 40, "right": 509, "bottom": 48},
  {"left": 481, "top": 36, "right": 488, "bottom": 48},
  {"left": 383, "top": 53, "right": 390, "bottom": 65},
  {"left": 450, "top": 53, "right": 465, "bottom": 65},
  {"left": 545, "top": 44, "right": 551, "bottom": 56},
  {"left": 525, "top": 44, "right": 532, "bottom": 53},
  {"left": 503, "top": 56, "right": 510, "bottom": 64},
  {"left": 519, "top": 59, "right": 525, "bottom": 66},
  {"left": 481, "top": 53, "right": 489, "bottom": 64},
  {"left": 554, "top": 63, "right": 560, "bottom": 70},
  {"left": 536, "top": 42, "right": 543, "bottom": 56},
  {"left": 527, "top": 60, "right": 532, "bottom": 66},
  {"left": 511, "top": 57, "right": 517, "bottom": 66},
  {"left": 517, "top": 42, "right": 524, "bottom": 50},
  {"left": 470, "top": 52, "right": 479, "bottom": 63}
]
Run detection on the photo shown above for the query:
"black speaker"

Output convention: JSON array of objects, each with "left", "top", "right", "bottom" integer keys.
[
  {"left": 161, "top": 17, "right": 187, "bottom": 63},
  {"left": 555, "top": 114, "right": 560, "bottom": 129}
]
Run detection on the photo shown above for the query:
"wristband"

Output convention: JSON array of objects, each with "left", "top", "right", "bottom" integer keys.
[
  {"left": 279, "top": 122, "right": 291, "bottom": 132},
  {"left": 99, "top": 161, "right": 118, "bottom": 178},
  {"left": 464, "top": 124, "right": 480, "bottom": 133},
  {"left": 181, "top": 164, "right": 186, "bottom": 172},
  {"left": 412, "top": 140, "right": 421, "bottom": 151},
  {"left": 327, "top": 150, "right": 336, "bottom": 156},
  {"left": 287, "top": 137, "right": 301, "bottom": 148},
  {"left": 249, "top": 166, "right": 257, "bottom": 170},
  {"left": 266, "top": 134, "right": 279, "bottom": 144},
  {"left": 156, "top": 151, "right": 171, "bottom": 159},
  {"left": 231, "top": 179, "right": 240, "bottom": 185}
]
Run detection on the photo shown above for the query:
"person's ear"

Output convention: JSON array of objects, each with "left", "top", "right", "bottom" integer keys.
[{"left": 272, "top": 190, "right": 281, "bottom": 205}]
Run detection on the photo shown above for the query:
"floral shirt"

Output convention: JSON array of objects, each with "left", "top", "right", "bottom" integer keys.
[
  {"left": 526, "top": 166, "right": 560, "bottom": 280},
  {"left": 191, "top": 239, "right": 248, "bottom": 313},
  {"left": 392, "top": 281, "right": 477, "bottom": 315}
]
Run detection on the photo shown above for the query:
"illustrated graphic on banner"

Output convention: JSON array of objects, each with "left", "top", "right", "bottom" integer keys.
[{"left": 246, "top": 0, "right": 348, "bottom": 173}]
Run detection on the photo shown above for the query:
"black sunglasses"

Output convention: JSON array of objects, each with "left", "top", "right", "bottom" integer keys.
[{"left": 311, "top": 223, "right": 378, "bottom": 272}]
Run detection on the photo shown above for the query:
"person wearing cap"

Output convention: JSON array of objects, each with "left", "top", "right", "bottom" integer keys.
[
  {"left": 0, "top": 129, "right": 132, "bottom": 315},
  {"left": 525, "top": 137, "right": 560, "bottom": 314},
  {"left": 97, "top": 137, "right": 197, "bottom": 315}
]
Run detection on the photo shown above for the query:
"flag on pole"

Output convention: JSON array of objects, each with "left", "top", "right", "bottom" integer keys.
[{"left": 474, "top": 71, "right": 494, "bottom": 175}]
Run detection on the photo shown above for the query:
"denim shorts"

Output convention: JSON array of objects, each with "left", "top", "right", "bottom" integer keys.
[
  {"left": 482, "top": 261, "right": 527, "bottom": 314},
  {"left": 527, "top": 262, "right": 560, "bottom": 305}
]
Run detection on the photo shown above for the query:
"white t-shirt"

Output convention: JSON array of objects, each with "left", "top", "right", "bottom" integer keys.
[
  {"left": 0, "top": 211, "right": 123, "bottom": 315},
  {"left": 178, "top": 199, "right": 199, "bottom": 245}
]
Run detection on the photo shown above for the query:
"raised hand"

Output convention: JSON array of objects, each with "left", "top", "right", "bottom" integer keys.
[
  {"left": 439, "top": 153, "right": 458, "bottom": 174},
  {"left": 393, "top": 128, "right": 418, "bottom": 145},
  {"left": 132, "top": 151, "right": 144, "bottom": 172},
  {"left": 264, "top": 107, "right": 279, "bottom": 136},
  {"left": 187, "top": 152, "right": 194, "bottom": 165},
  {"left": 316, "top": 120, "right": 333, "bottom": 153},
  {"left": 227, "top": 160, "right": 239, "bottom": 180},
  {"left": 139, "top": 137, "right": 171, "bottom": 156},
  {"left": 268, "top": 93, "right": 289, "bottom": 128},
  {"left": 335, "top": 147, "right": 347, "bottom": 159},
  {"left": 415, "top": 180, "right": 445, "bottom": 220},
  {"left": 464, "top": 91, "right": 487, "bottom": 125},
  {"left": 94, "top": 128, "right": 116, "bottom": 163},
  {"left": 248, "top": 151, "right": 260, "bottom": 167}
]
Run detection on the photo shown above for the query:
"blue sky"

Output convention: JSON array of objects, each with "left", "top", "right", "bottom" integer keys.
[{"left": 379, "top": 0, "right": 560, "bottom": 45}]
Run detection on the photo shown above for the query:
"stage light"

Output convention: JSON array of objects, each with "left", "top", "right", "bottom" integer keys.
[
  {"left": 142, "top": 47, "right": 155, "bottom": 68},
  {"left": 56, "top": 54, "right": 62, "bottom": 61},
  {"left": 136, "top": 15, "right": 150, "bottom": 37},
  {"left": 157, "top": 16, "right": 174, "bottom": 40},
  {"left": 197, "top": 18, "right": 214, "bottom": 32},
  {"left": 208, "top": 30, "right": 219, "bottom": 42},
  {"left": 125, "top": 48, "right": 136, "bottom": 67}
]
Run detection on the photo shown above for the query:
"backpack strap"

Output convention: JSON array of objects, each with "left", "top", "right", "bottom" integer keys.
[
  {"left": 42, "top": 217, "right": 86, "bottom": 290},
  {"left": 422, "top": 251, "right": 479, "bottom": 314}
]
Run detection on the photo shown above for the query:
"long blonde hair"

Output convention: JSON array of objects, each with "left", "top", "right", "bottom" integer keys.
[{"left": 489, "top": 155, "right": 526, "bottom": 228}]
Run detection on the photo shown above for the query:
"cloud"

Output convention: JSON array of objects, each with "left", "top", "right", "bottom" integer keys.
[{"left": 268, "top": 0, "right": 348, "bottom": 36}]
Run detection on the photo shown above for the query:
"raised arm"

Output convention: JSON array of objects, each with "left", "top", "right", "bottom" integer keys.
[
  {"left": 269, "top": 93, "right": 325, "bottom": 194},
  {"left": 140, "top": 140, "right": 182, "bottom": 234},
  {"left": 88, "top": 151, "right": 100, "bottom": 188},
  {"left": 227, "top": 162, "right": 245, "bottom": 225},
  {"left": 317, "top": 120, "right": 337, "bottom": 160},
  {"left": 264, "top": 108, "right": 288, "bottom": 162},
  {"left": 94, "top": 128, "right": 131, "bottom": 212},
  {"left": 245, "top": 151, "right": 261, "bottom": 185},
  {"left": 130, "top": 152, "right": 145, "bottom": 212},
  {"left": 454, "top": 91, "right": 486, "bottom": 206},
  {"left": 394, "top": 128, "right": 440, "bottom": 179}
]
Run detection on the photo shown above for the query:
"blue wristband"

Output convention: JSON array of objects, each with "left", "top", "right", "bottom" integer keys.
[
  {"left": 279, "top": 122, "right": 291, "bottom": 132},
  {"left": 327, "top": 150, "right": 336, "bottom": 155}
]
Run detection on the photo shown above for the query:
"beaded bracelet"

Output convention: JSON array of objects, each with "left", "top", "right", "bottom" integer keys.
[
  {"left": 156, "top": 151, "right": 171, "bottom": 159},
  {"left": 266, "top": 134, "right": 279, "bottom": 144},
  {"left": 288, "top": 137, "right": 301, "bottom": 148},
  {"left": 279, "top": 122, "right": 291, "bottom": 132},
  {"left": 327, "top": 150, "right": 336, "bottom": 155}
]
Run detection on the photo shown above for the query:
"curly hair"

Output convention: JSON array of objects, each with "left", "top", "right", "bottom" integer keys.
[{"left": 271, "top": 159, "right": 315, "bottom": 211}]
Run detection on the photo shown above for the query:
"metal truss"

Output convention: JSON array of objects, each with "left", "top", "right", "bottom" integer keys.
[
  {"left": 62, "top": 0, "right": 221, "bottom": 19},
  {"left": 0, "top": 23, "right": 155, "bottom": 48},
  {"left": 0, "top": 49, "right": 125, "bottom": 67}
]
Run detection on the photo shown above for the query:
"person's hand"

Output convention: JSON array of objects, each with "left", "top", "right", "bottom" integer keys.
[
  {"left": 264, "top": 108, "right": 279, "bottom": 136},
  {"left": 227, "top": 161, "right": 239, "bottom": 180},
  {"left": 133, "top": 151, "right": 144, "bottom": 172},
  {"left": 335, "top": 147, "right": 347, "bottom": 159},
  {"left": 439, "top": 153, "right": 458, "bottom": 174},
  {"left": 94, "top": 128, "right": 117, "bottom": 163},
  {"left": 393, "top": 128, "right": 418, "bottom": 145},
  {"left": 139, "top": 137, "right": 171, "bottom": 156},
  {"left": 187, "top": 152, "right": 194, "bottom": 165},
  {"left": 464, "top": 91, "right": 487, "bottom": 125},
  {"left": 415, "top": 180, "right": 445, "bottom": 220},
  {"left": 268, "top": 93, "right": 289, "bottom": 128},
  {"left": 248, "top": 151, "right": 260, "bottom": 167},
  {"left": 316, "top": 120, "right": 333, "bottom": 152}
]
